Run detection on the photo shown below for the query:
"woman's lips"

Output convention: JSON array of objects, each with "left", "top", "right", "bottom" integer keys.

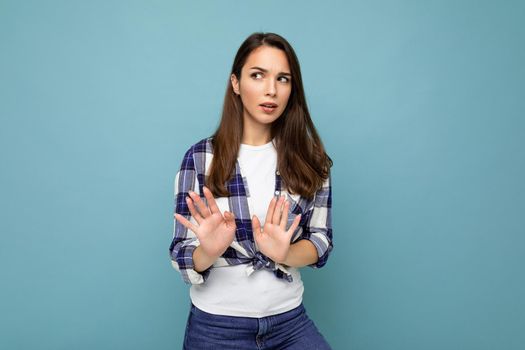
[{"left": 259, "top": 105, "right": 277, "bottom": 113}]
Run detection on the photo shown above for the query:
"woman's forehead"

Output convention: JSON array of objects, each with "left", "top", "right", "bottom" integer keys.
[{"left": 244, "top": 46, "right": 290, "bottom": 72}]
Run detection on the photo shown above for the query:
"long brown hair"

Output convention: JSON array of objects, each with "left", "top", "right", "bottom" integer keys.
[{"left": 208, "top": 32, "right": 332, "bottom": 201}]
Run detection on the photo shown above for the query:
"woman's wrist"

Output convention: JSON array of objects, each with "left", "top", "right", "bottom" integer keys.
[{"left": 192, "top": 245, "right": 219, "bottom": 272}]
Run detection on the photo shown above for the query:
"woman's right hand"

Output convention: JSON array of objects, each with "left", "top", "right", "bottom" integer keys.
[{"left": 174, "top": 186, "right": 236, "bottom": 260}]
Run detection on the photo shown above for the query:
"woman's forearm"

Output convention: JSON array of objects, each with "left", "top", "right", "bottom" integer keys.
[
  {"left": 282, "top": 239, "right": 319, "bottom": 267},
  {"left": 193, "top": 239, "right": 319, "bottom": 272},
  {"left": 192, "top": 245, "right": 218, "bottom": 273}
]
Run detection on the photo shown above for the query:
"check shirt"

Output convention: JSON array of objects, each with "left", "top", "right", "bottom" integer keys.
[{"left": 169, "top": 137, "right": 333, "bottom": 285}]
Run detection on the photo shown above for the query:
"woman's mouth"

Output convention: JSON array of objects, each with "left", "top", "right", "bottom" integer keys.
[{"left": 259, "top": 103, "right": 278, "bottom": 113}]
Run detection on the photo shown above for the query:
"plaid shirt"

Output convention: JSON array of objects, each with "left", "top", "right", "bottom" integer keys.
[{"left": 169, "top": 137, "right": 333, "bottom": 285}]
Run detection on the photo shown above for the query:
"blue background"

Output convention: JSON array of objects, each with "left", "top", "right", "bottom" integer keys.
[{"left": 1, "top": 1, "right": 524, "bottom": 349}]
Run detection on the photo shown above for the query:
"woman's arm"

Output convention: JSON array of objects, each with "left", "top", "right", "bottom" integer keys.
[
  {"left": 169, "top": 146, "right": 213, "bottom": 285},
  {"left": 253, "top": 172, "right": 333, "bottom": 269},
  {"left": 295, "top": 172, "right": 334, "bottom": 269},
  {"left": 192, "top": 245, "right": 219, "bottom": 272},
  {"left": 282, "top": 239, "right": 319, "bottom": 267}
]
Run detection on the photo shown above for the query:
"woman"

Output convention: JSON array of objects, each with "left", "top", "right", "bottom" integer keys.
[{"left": 170, "top": 32, "right": 333, "bottom": 349}]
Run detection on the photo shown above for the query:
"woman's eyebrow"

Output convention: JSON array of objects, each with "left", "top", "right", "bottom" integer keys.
[{"left": 249, "top": 66, "right": 291, "bottom": 76}]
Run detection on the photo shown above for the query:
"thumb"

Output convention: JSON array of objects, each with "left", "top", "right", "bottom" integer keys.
[
  {"left": 224, "top": 211, "right": 235, "bottom": 225},
  {"left": 287, "top": 214, "right": 302, "bottom": 234},
  {"left": 251, "top": 215, "right": 262, "bottom": 239}
]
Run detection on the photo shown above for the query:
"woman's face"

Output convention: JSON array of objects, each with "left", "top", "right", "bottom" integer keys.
[{"left": 231, "top": 45, "right": 292, "bottom": 128}]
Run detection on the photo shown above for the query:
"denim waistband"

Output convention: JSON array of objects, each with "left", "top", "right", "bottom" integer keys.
[{"left": 190, "top": 301, "right": 305, "bottom": 322}]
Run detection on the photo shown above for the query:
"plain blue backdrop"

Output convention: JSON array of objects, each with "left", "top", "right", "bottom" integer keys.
[{"left": 1, "top": 1, "right": 524, "bottom": 349}]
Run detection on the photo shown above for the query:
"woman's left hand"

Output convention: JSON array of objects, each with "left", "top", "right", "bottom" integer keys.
[{"left": 251, "top": 195, "right": 302, "bottom": 264}]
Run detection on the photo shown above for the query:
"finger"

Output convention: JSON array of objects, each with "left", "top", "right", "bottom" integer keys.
[
  {"left": 265, "top": 196, "right": 277, "bottom": 225},
  {"left": 252, "top": 215, "right": 262, "bottom": 240},
  {"left": 203, "top": 186, "right": 221, "bottom": 215},
  {"left": 186, "top": 196, "right": 204, "bottom": 224},
  {"left": 224, "top": 211, "right": 236, "bottom": 227},
  {"left": 286, "top": 214, "right": 302, "bottom": 236},
  {"left": 272, "top": 195, "right": 285, "bottom": 224},
  {"left": 189, "top": 190, "right": 210, "bottom": 218},
  {"left": 174, "top": 213, "right": 199, "bottom": 233},
  {"left": 279, "top": 200, "right": 290, "bottom": 230}
]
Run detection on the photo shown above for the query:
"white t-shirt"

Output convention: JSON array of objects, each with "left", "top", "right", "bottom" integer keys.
[{"left": 189, "top": 139, "right": 304, "bottom": 317}]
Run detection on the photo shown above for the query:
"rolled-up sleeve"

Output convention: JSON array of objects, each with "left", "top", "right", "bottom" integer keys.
[
  {"left": 301, "top": 172, "right": 333, "bottom": 268},
  {"left": 168, "top": 147, "right": 211, "bottom": 285}
]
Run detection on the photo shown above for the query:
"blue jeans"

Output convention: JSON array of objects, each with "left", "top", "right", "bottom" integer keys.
[{"left": 183, "top": 302, "right": 332, "bottom": 349}]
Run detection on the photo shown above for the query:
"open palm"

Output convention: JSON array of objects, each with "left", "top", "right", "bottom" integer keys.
[
  {"left": 174, "top": 186, "right": 236, "bottom": 259},
  {"left": 252, "top": 195, "right": 302, "bottom": 264}
]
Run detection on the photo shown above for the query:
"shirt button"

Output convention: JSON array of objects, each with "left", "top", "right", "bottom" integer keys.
[{"left": 274, "top": 190, "right": 280, "bottom": 195}]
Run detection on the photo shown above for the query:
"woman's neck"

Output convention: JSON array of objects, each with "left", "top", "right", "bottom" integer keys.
[{"left": 241, "top": 121, "right": 272, "bottom": 146}]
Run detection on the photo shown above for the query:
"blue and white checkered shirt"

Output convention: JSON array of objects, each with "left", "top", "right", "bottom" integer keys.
[{"left": 169, "top": 137, "right": 333, "bottom": 285}]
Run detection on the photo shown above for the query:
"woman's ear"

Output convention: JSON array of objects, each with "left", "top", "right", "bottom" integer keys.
[{"left": 231, "top": 73, "right": 240, "bottom": 95}]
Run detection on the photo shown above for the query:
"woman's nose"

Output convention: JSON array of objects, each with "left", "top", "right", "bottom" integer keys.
[{"left": 265, "top": 78, "right": 277, "bottom": 96}]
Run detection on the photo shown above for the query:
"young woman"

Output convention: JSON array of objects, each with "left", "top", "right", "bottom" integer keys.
[{"left": 170, "top": 32, "right": 333, "bottom": 349}]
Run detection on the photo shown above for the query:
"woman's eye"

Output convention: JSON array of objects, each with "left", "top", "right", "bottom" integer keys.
[{"left": 250, "top": 73, "right": 290, "bottom": 83}]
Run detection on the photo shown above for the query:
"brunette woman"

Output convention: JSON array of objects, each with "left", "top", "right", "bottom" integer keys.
[{"left": 170, "top": 32, "right": 333, "bottom": 349}]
